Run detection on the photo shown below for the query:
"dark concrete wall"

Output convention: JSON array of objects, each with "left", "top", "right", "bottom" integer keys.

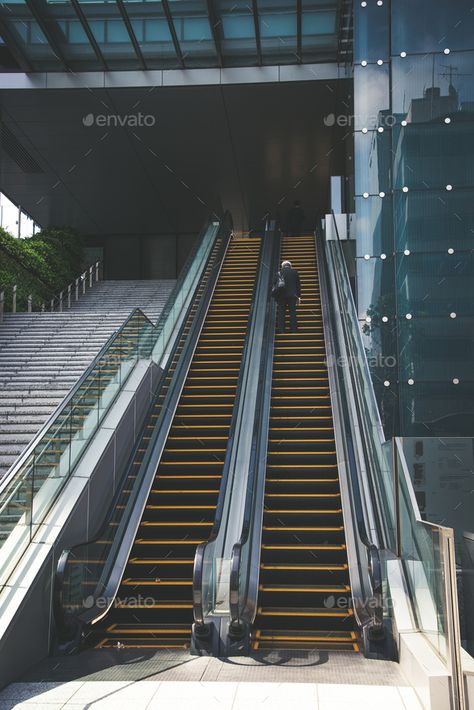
[{"left": 85, "top": 232, "right": 197, "bottom": 280}]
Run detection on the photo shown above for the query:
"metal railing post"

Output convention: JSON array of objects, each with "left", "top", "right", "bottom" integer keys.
[
  {"left": 67, "top": 284, "right": 72, "bottom": 309},
  {"left": 75, "top": 278, "right": 79, "bottom": 302},
  {"left": 41, "top": 303, "right": 45, "bottom": 313},
  {"left": 95, "top": 261, "right": 100, "bottom": 282},
  {"left": 82, "top": 273, "right": 86, "bottom": 295},
  {"left": 442, "top": 530, "right": 467, "bottom": 710},
  {"left": 50, "top": 298, "right": 54, "bottom": 312},
  {"left": 59, "top": 291, "right": 63, "bottom": 312},
  {"left": 89, "top": 266, "right": 93, "bottom": 289},
  {"left": 27, "top": 295, "right": 32, "bottom": 313},
  {"left": 0, "top": 291, "right": 4, "bottom": 322},
  {"left": 12, "top": 285, "right": 17, "bottom": 314}
]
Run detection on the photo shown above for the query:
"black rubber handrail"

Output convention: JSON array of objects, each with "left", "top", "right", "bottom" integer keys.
[
  {"left": 54, "top": 216, "right": 232, "bottom": 645},
  {"left": 228, "top": 224, "right": 280, "bottom": 634},
  {"left": 192, "top": 230, "right": 266, "bottom": 632},
  {"left": 318, "top": 217, "right": 384, "bottom": 637}
]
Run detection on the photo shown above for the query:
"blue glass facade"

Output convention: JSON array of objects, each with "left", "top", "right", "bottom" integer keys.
[{"left": 354, "top": 0, "right": 474, "bottom": 438}]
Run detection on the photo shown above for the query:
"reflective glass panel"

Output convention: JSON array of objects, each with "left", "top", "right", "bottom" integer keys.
[
  {"left": 392, "top": 52, "right": 474, "bottom": 123},
  {"left": 355, "top": 129, "right": 391, "bottom": 196},
  {"left": 395, "top": 251, "right": 474, "bottom": 317},
  {"left": 393, "top": 188, "right": 474, "bottom": 252},
  {"left": 355, "top": 195, "right": 393, "bottom": 256},
  {"left": 353, "top": 63, "right": 390, "bottom": 130},
  {"left": 392, "top": 0, "right": 474, "bottom": 54},
  {"left": 354, "top": 0, "right": 389, "bottom": 63}
]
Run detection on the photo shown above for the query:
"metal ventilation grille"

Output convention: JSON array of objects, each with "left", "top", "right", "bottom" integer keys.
[{"left": 1, "top": 123, "right": 43, "bottom": 173}]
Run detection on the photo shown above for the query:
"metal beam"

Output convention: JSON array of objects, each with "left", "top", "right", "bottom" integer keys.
[
  {"left": 0, "top": 17, "right": 33, "bottom": 72},
  {"left": 70, "top": 0, "right": 108, "bottom": 70},
  {"left": 161, "top": 0, "right": 185, "bottom": 69},
  {"left": 116, "top": 0, "right": 147, "bottom": 71},
  {"left": 251, "top": 0, "right": 262, "bottom": 66},
  {"left": 25, "top": 0, "right": 68, "bottom": 70},
  {"left": 206, "top": 0, "right": 222, "bottom": 67},
  {"left": 296, "top": 0, "right": 302, "bottom": 63}
]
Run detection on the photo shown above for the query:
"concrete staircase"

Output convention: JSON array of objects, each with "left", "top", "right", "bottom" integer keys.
[{"left": 0, "top": 280, "right": 175, "bottom": 480}]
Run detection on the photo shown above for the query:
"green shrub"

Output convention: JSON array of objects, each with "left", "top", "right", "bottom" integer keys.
[{"left": 0, "top": 226, "right": 85, "bottom": 312}]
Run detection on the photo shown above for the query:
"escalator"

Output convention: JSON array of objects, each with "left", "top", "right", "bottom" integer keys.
[
  {"left": 252, "top": 234, "right": 357, "bottom": 652},
  {"left": 88, "top": 235, "right": 261, "bottom": 649}
]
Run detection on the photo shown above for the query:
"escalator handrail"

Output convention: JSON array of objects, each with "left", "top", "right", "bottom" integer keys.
[
  {"left": 228, "top": 225, "right": 280, "bottom": 631},
  {"left": 192, "top": 227, "right": 275, "bottom": 629},
  {"left": 53, "top": 217, "right": 231, "bottom": 635},
  {"left": 316, "top": 225, "right": 384, "bottom": 633}
]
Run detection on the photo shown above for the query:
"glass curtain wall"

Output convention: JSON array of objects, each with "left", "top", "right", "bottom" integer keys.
[
  {"left": 353, "top": 0, "right": 474, "bottom": 439},
  {"left": 353, "top": 0, "right": 474, "bottom": 655}
]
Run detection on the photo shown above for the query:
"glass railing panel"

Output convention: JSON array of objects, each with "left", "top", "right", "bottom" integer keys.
[
  {"left": 394, "top": 438, "right": 450, "bottom": 660},
  {"left": 400, "top": 436, "right": 474, "bottom": 657}
]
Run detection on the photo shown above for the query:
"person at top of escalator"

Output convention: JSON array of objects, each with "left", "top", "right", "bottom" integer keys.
[
  {"left": 275, "top": 260, "right": 301, "bottom": 333},
  {"left": 287, "top": 200, "right": 305, "bottom": 237}
]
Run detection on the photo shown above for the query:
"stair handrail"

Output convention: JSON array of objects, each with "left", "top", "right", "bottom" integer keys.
[
  {"left": 192, "top": 224, "right": 277, "bottom": 640},
  {"left": 0, "top": 216, "right": 221, "bottom": 589},
  {"left": 0, "top": 243, "right": 102, "bottom": 316},
  {"left": 227, "top": 224, "right": 280, "bottom": 637},
  {"left": 53, "top": 218, "right": 232, "bottom": 643}
]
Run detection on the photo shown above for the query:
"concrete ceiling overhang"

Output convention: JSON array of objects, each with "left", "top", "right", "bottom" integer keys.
[{"left": 0, "top": 76, "right": 352, "bottom": 235}]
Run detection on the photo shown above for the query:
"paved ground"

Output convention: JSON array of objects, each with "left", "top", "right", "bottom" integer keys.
[{"left": 0, "top": 650, "right": 423, "bottom": 709}]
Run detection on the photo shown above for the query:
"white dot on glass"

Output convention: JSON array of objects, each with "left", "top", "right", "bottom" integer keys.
[
  {"left": 404, "top": 249, "right": 410, "bottom": 256},
  {"left": 401, "top": 120, "right": 407, "bottom": 127},
  {"left": 448, "top": 248, "right": 454, "bottom": 254},
  {"left": 361, "top": 60, "right": 368, "bottom": 67},
  {"left": 380, "top": 252, "right": 387, "bottom": 259},
  {"left": 402, "top": 186, "right": 409, "bottom": 193},
  {"left": 364, "top": 254, "right": 370, "bottom": 260},
  {"left": 384, "top": 380, "right": 390, "bottom": 387},
  {"left": 377, "top": 59, "right": 384, "bottom": 66},
  {"left": 446, "top": 184, "right": 453, "bottom": 191},
  {"left": 362, "top": 127, "right": 368, "bottom": 134},
  {"left": 450, "top": 312, "right": 457, "bottom": 318},
  {"left": 444, "top": 48, "right": 450, "bottom": 54},
  {"left": 408, "top": 378, "right": 414, "bottom": 385},
  {"left": 400, "top": 51, "right": 407, "bottom": 58},
  {"left": 379, "top": 191, "right": 385, "bottom": 198},
  {"left": 361, "top": 1, "right": 367, "bottom": 6},
  {"left": 365, "top": 316, "right": 372, "bottom": 323},
  {"left": 444, "top": 117, "right": 451, "bottom": 124},
  {"left": 406, "top": 313, "right": 412, "bottom": 320},
  {"left": 378, "top": 126, "right": 384, "bottom": 132},
  {"left": 363, "top": 192, "right": 369, "bottom": 199},
  {"left": 377, "top": 0, "right": 383, "bottom": 5},
  {"left": 382, "top": 316, "right": 389, "bottom": 322},
  {"left": 453, "top": 378, "right": 459, "bottom": 385}
]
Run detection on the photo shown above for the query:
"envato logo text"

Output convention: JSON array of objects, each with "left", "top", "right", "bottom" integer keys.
[
  {"left": 323, "top": 113, "right": 397, "bottom": 129},
  {"left": 82, "top": 112, "right": 156, "bottom": 128},
  {"left": 326, "top": 353, "right": 396, "bottom": 369},
  {"left": 83, "top": 594, "right": 156, "bottom": 609}
]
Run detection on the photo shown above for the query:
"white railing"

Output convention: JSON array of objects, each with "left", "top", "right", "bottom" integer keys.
[{"left": 0, "top": 261, "right": 101, "bottom": 322}]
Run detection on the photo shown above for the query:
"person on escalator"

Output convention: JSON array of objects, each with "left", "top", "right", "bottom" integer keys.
[{"left": 274, "top": 260, "right": 301, "bottom": 333}]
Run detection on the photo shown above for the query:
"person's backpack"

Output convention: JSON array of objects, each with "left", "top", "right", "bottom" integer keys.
[{"left": 271, "top": 271, "right": 285, "bottom": 300}]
